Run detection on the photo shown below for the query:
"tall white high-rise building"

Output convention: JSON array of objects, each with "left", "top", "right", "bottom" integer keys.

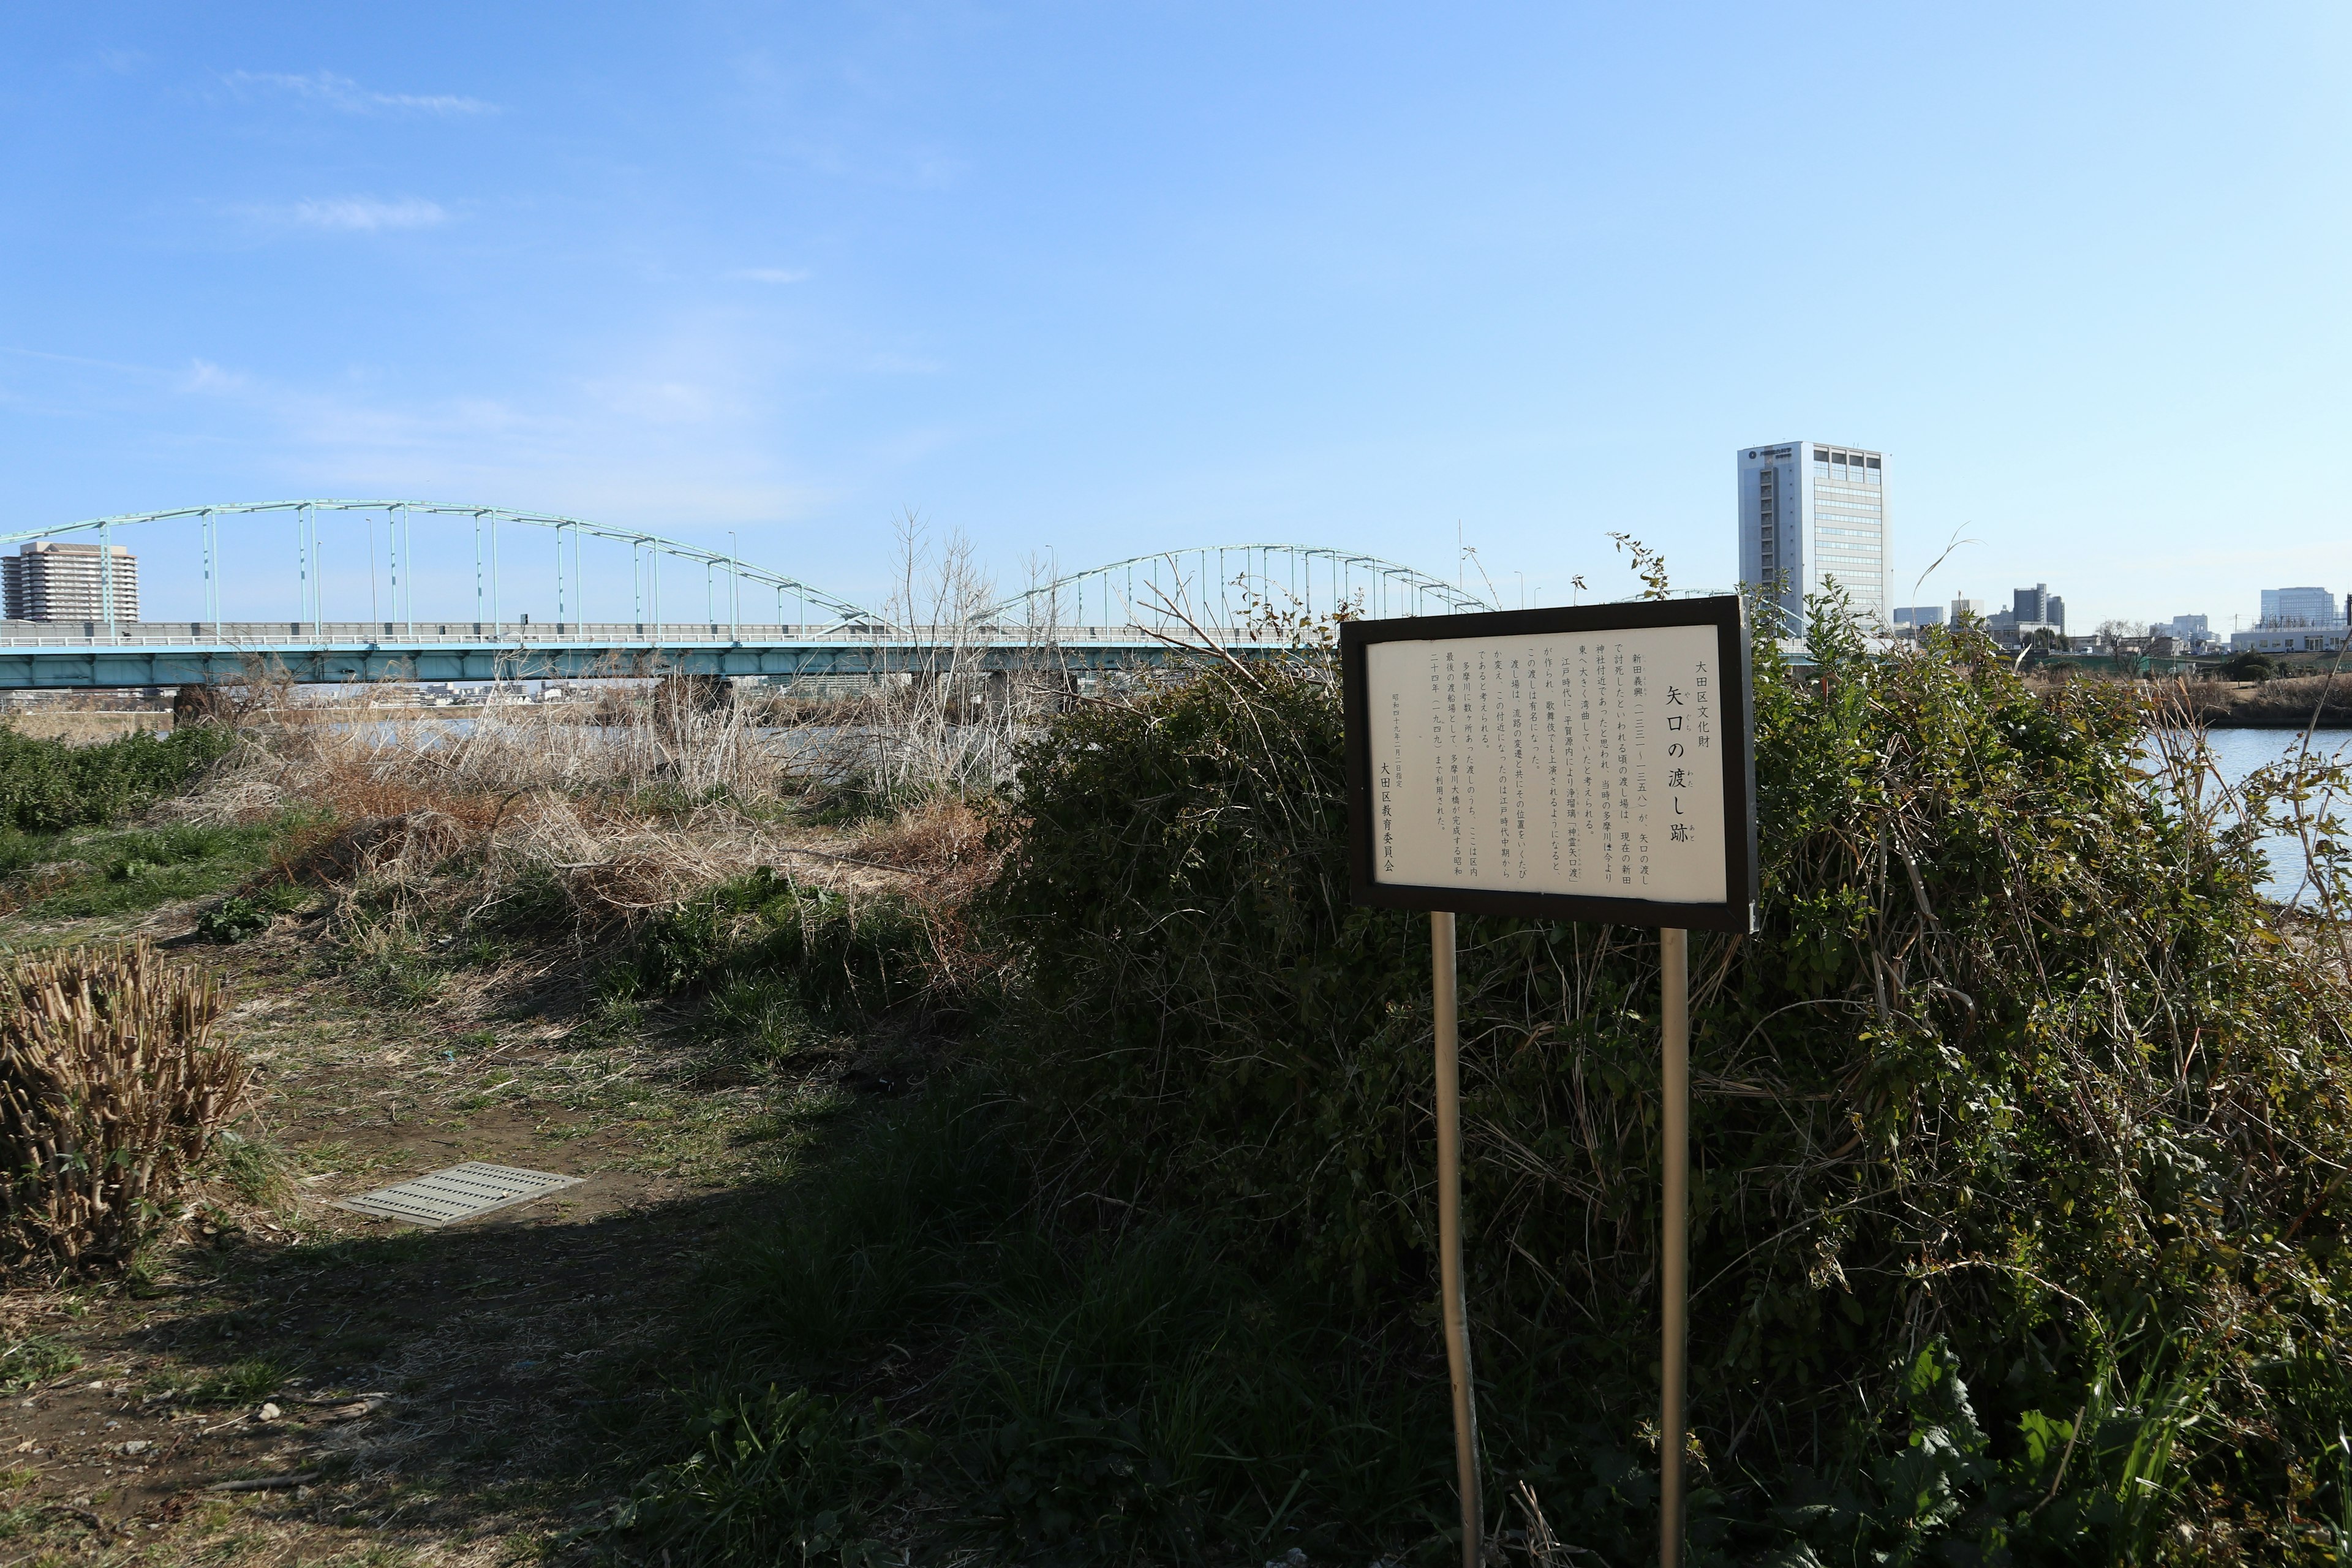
[
  {"left": 2, "top": 541, "right": 138, "bottom": 622},
  {"left": 1736, "top": 442, "right": 1889, "bottom": 630}
]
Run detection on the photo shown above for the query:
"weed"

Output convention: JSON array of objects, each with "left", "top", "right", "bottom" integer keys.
[
  {"left": 123, "top": 1245, "right": 175, "bottom": 1298},
  {"left": 195, "top": 1355, "right": 289, "bottom": 1405},
  {"left": 454, "top": 933, "right": 506, "bottom": 968},
  {"left": 703, "top": 974, "right": 817, "bottom": 1068},
  {"left": 631, "top": 869, "right": 954, "bottom": 1023},
  {"left": 197, "top": 895, "right": 273, "bottom": 944},
  {"left": 0, "top": 1334, "right": 80, "bottom": 1392},
  {"left": 333, "top": 913, "right": 447, "bottom": 1009},
  {"left": 625, "top": 1389, "right": 922, "bottom": 1566},
  {"left": 207, "top": 1132, "right": 288, "bottom": 1208}
]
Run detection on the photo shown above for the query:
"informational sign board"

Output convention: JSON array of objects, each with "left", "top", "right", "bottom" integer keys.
[{"left": 1341, "top": 597, "right": 1758, "bottom": 932}]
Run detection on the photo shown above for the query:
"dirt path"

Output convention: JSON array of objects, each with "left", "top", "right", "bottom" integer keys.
[{"left": 1, "top": 892, "right": 838, "bottom": 1565}]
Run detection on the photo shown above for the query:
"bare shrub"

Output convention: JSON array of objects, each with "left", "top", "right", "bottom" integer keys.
[
  {"left": 854, "top": 796, "right": 996, "bottom": 895},
  {"left": 0, "top": 943, "right": 247, "bottom": 1270},
  {"left": 851, "top": 795, "right": 1009, "bottom": 998},
  {"left": 817, "top": 515, "right": 1065, "bottom": 804}
]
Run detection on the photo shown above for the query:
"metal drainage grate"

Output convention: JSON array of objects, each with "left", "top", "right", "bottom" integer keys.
[{"left": 335, "top": 1162, "right": 584, "bottom": 1228}]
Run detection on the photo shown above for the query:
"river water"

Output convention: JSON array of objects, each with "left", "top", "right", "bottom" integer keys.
[{"left": 2192, "top": 727, "right": 2352, "bottom": 902}]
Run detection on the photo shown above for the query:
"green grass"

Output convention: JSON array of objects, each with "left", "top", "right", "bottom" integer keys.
[
  {"left": 329, "top": 911, "right": 448, "bottom": 1008},
  {"left": 200, "top": 1355, "right": 292, "bottom": 1404},
  {"left": 0, "top": 721, "right": 235, "bottom": 832},
  {"left": 0, "top": 1334, "right": 81, "bottom": 1393},
  {"left": 0, "top": 817, "right": 304, "bottom": 921},
  {"left": 206, "top": 1131, "right": 291, "bottom": 1208}
]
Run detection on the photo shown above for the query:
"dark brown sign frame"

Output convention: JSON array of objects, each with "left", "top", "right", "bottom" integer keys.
[{"left": 1340, "top": 596, "right": 1759, "bottom": 932}]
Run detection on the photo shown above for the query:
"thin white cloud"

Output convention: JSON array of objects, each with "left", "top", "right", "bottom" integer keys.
[
  {"left": 731, "top": 267, "right": 813, "bottom": 284},
  {"left": 180, "top": 360, "right": 248, "bottom": 395},
  {"left": 227, "top": 69, "right": 497, "bottom": 116},
  {"left": 582, "top": 377, "right": 717, "bottom": 424},
  {"left": 283, "top": 197, "right": 450, "bottom": 232}
]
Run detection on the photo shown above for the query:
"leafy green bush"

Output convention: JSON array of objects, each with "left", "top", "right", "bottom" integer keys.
[
  {"left": 2220, "top": 650, "right": 2279, "bottom": 682},
  {"left": 196, "top": 895, "right": 271, "bottom": 943},
  {"left": 976, "top": 609, "right": 2352, "bottom": 1555},
  {"left": 0, "top": 723, "right": 235, "bottom": 832}
]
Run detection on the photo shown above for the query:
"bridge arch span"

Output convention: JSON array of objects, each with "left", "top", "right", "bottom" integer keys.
[
  {"left": 0, "top": 500, "right": 874, "bottom": 631},
  {"left": 983, "top": 543, "right": 1491, "bottom": 629}
]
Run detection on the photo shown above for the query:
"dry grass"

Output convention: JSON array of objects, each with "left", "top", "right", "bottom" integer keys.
[
  {"left": 0, "top": 943, "right": 247, "bottom": 1270},
  {"left": 853, "top": 794, "right": 998, "bottom": 898},
  {"left": 167, "top": 690, "right": 808, "bottom": 924},
  {"left": 203, "top": 684, "right": 797, "bottom": 811},
  {"left": 146, "top": 680, "right": 1037, "bottom": 969}
]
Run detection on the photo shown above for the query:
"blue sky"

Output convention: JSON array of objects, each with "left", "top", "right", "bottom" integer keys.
[{"left": 2, "top": 2, "right": 2347, "bottom": 628}]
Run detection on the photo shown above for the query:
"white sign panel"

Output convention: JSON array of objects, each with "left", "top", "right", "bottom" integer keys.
[
  {"left": 1344, "top": 599, "right": 1756, "bottom": 929},
  {"left": 1364, "top": 625, "right": 1726, "bottom": 902}
]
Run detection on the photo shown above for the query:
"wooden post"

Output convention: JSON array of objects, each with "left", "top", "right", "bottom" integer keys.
[
  {"left": 1659, "top": 927, "right": 1690, "bottom": 1568},
  {"left": 1433, "top": 911, "right": 1481, "bottom": 1568}
]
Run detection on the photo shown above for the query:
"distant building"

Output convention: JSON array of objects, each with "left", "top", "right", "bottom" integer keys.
[
  {"left": 2163, "top": 614, "right": 2210, "bottom": 643},
  {"left": 2230, "top": 625, "right": 2348, "bottom": 655},
  {"left": 1736, "top": 441, "right": 1890, "bottom": 630},
  {"left": 2, "top": 541, "right": 139, "bottom": 622},
  {"left": 1893, "top": 605, "right": 1945, "bottom": 628},
  {"left": 2258, "top": 586, "right": 2342, "bottom": 628},
  {"left": 2013, "top": 583, "right": 2066, "bottom": 633},
  {"left": 1949, "top": 595, "right": 1986, "bottom": 621},
  {"left": 1972, "top": 583, "right": 2065, "bottom": 645}
]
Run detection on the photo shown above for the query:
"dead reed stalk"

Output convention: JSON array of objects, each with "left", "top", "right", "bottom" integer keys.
[{"left": 0, "top": 943, "right": 246, "bottom": 1270}]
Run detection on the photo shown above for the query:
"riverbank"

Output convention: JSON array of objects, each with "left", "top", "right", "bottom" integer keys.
[
  {"left": 7, "top": 641, "right": 2352, "bottom": 1562},
  {"left": 2182, "top": 673, "right": 2352, "bottom": 726},
  {"left": 2, "top": 709, "right": 173, "bottom": 744},
  {"left": 0, "top": 748, "right": 962, "bottom": 1563}
]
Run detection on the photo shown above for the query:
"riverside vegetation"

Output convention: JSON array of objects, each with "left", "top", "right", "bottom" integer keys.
[
  {"left": 607, "top": 606, "right": 2352, "bottom": 1566},
  {"left": 4, "top": 595, "right": 2352, "bottom": 1566}
]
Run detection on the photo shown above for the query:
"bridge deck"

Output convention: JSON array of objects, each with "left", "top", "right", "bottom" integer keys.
[{"left": 0, "top": 620, "right": 1291, "bottom": 688}]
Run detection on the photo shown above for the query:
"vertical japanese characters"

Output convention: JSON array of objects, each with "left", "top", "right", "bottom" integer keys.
[{"left": 1363, "top": 625, "right": 1727, "bottom": 905}]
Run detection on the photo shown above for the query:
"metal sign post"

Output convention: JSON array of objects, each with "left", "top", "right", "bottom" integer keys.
[{"left": 1341, "top": 599, "right": 1757, "bottom": 1568}]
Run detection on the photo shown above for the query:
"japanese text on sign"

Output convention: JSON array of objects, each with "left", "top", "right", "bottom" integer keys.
[{"left": 1365, "top": 624, "right": 1725, "bottom": 903}]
